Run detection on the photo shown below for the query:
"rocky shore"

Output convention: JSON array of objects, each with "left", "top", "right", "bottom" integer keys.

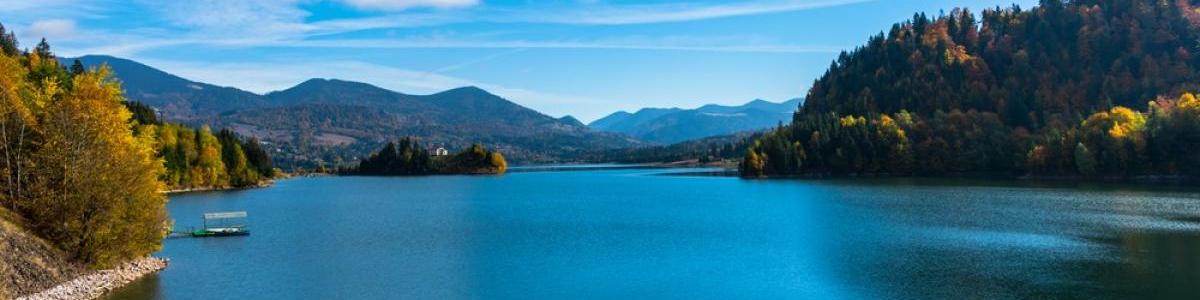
[{"left": 19, "top": 257, "right": 167, "bottom": 300}]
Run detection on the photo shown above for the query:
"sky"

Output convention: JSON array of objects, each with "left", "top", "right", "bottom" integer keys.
[{"left": 0, "top": 0, "right": 1037, "bottom": 122}]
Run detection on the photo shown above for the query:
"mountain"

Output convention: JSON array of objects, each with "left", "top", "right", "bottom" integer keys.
[
  {"left": 70, "top": 55, "right": 269, "bottom": 122},
  {"left": 67, "top": 55, "right": 641, "bottom": 167},
  {"left": 589, "top": 108, "right": 682, "bottom": 133},
  {"left": 589, "top": 98, "right": 801, "bottom": 144},
  {"left": 557, "top": 115, "right": 585, "bottom": 127}
]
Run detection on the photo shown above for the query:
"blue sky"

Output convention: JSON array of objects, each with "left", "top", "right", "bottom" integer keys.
[{"left": 0, "top": 0, "right": 1036, "bottom": 122}]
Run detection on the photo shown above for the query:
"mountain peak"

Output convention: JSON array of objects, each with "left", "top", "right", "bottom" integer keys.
[
  {"left": 558, "top": 115, "right": 585, "bottom": 127},
  {"left": 293, "top": 78, "right": 366, "bottom": 88},
  {"left": 633, "top": 107, "right": 683, "bottom": 114},
  {"left": 298, "top": 78, "right": 331, "bottom": 85},
  {"left": 745, "top": 99, "right": 772, "bottom": 105},
  {"left": 437, "top": 86, "right": 494, "bottom": 97},
  {"left": 272, "top": 78, "right": 400, "bottom": 96},
  {"left": 75, "top": 54, "right": 123, "bottom": 62}
]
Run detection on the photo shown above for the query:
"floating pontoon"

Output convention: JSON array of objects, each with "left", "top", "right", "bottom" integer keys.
[{"left": 191, "top": 211, "right": 250, "bottom": 237}]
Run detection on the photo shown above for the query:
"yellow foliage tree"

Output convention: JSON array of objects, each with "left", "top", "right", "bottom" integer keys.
[
  {"left": 0, "top": 52, "right": 33, "bottom": 209},
  {"left": 1080, "top": 106, "right": 1148, "bottom": 174},
  {"left": 839, "top": 115, "right": 867, "bottom": 127},
  {"left": 193, "top": 126, "right": 228, "bottom": 188},
  {"left": 29, "top": 66, "right": 167, "bottom": 268},
  {"left": 489, "top": 152, "right": 507, "bottom": 174}
]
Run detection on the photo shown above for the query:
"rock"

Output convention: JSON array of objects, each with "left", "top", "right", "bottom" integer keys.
[{"left": 18, "top": 257, "right": 167, "bottom": 300}]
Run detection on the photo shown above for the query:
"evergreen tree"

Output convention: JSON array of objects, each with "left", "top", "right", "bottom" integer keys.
[
  {"left": 34, "top": 38, "right": 52, "bottom": 59},
  {"left": 241, "top": 137, "right": 275, "bottom": 177},
  {"left": 70, "top": 59, "right": 85, "bottom": 76},
  {"left": 0, "top": 22, "right": 17, "bottom": 57},
  {"left": 124, "top": 101, "right": 159, "bottom": 125}
]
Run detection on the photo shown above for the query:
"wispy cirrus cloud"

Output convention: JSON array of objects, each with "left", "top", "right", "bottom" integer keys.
[
  {"left": 287, "top": 0, "right": 878, "bottom": 34},
  {"left": 511, "top": 0, "right": 875, "bottom": 25},
  {"left": 13, "top": 0, "right": 870, "bottom": 57},
  {"left": 145, "top": 0, "right": 313, "bottom": 38},
  {"left": 343, "top": 0, "right": 479, "bottom": 11},
  {"left": 284, "top": 38, "right": 845, "bottom": 53}
]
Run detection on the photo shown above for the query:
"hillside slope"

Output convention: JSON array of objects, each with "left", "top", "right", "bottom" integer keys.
[
  {"left": 0, "top": 208, "right": 81, "bottom": 298},
  {"left": 799, "top": 1, "right": 1200, "bottom": 127},
  {"left": 744, "top": 0, "right": 1200, "bottom": 178},
  {"left": 71, "top": 55, "right": 269, "bottom": 122}
]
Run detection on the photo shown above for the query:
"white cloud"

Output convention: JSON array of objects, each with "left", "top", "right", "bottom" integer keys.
[
  {"left": 147, "top": 0, "right": 313, "bottom": 40},
  {"left": 0, "top": 0, "right": 102, "bottom": 14},
  {"left": 342, "top": 0, "right": 480, "bottom": 11},
  {"left": 27, "top": 19, "right": 77, "bottom": 40}
]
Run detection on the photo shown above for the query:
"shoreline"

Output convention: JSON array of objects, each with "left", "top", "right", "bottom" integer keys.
[
  {"left": 19, "top": 257, "right": 167, "bottom": 300},
  {"left": 646, "top": 159, "right": 738, "bottom": 169},
  {"left": 741, "top": 172, "right": 1200, "bottom": 187},
  {"left": 163, "top": 180, "right": 274, "bottom": 195}
]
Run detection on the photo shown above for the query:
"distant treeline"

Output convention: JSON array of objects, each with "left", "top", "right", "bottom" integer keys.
[
  {"left": 744, "top": 1, "right": 1200, "bottom": 179},
  {"left": 583, "top": 131, "right": 762, "bottom": 164},
  {"left": 351, "top": 137, "right": 507, "bottom": 175},
  {"left": 126, "top": 102, "right": 275, "bottom": 189}
]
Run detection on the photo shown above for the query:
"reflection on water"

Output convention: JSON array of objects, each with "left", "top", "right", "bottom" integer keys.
[
  {"left": 107, "top": 169, "right": 1200, "bottom": 299},
  {"left": 106, "top": 273, "right": 160, "bottom": 299}
]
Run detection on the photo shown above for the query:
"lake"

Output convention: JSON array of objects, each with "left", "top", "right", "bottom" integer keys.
[{"left": 108, "top": 167, "right": 1200, "bottom": 299}]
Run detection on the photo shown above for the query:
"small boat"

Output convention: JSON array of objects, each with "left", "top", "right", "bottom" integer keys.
[{"left": 191, "top": 211, "right": 250, "bottom": 237}]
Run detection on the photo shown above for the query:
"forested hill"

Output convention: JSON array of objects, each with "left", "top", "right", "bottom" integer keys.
[
  {"left": 801, "top": 0, "right": 1200, "bottom": 126},
  {"left": 743, "top": 0, "right": 1200, "bottom": 179}
]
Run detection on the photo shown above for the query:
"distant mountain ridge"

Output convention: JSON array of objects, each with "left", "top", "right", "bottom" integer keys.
[
  {"left": 67, "top": 55, "right": 640, "bottom": 167},
  {"left": 72, "top": 55, "right": 269, "bottom": 123},
  {"left": 590, "top": 98, "right": 802, "bottom": 144}
]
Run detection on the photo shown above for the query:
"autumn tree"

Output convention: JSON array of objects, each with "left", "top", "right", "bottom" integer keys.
[
  {"left": 26, "top": 66, "right": 167, "bottom": 268},
  {"left": 0, "top": 49, "right": 34, "bottom": 210}
]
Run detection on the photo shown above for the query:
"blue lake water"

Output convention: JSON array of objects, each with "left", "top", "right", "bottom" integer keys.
[{"left": 108, "top": 168, "right": 1200, "bottom": 299}]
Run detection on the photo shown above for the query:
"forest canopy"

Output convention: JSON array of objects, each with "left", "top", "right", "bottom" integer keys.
[
  {"left": 744, "top": 0, "right": 1200, "bottom": 179},
  {"left": 150, "top": 122, "right": 275, "bottom": 190},
  {"left": 123, "top": 101, "right": 275, "bottom": 189}
]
